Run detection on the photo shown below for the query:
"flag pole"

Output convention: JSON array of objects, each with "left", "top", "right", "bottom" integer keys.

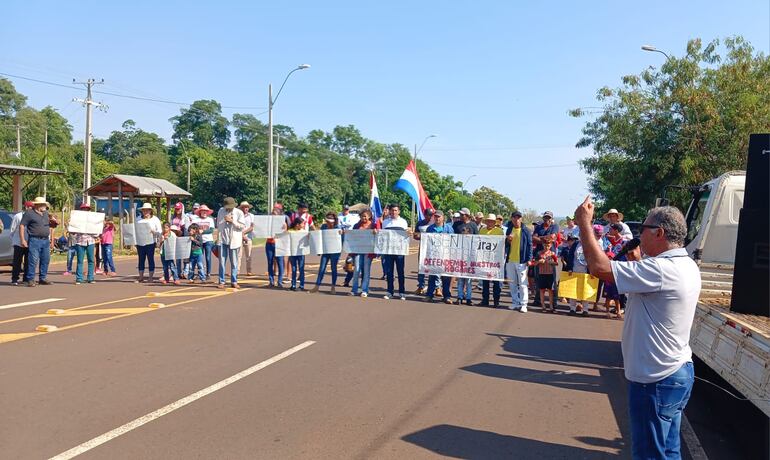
[{"left": 411, "top": 144, "right": 417, "bottom": 231}]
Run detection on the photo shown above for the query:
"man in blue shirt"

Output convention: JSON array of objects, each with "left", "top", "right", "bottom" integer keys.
[{"left": 423, "top": 211, "right": 454, "bottom": 304}]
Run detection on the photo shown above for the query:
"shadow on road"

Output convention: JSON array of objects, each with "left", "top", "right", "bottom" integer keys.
[{"left": 401, "top": 424, "right": 619, "bottom": 459}]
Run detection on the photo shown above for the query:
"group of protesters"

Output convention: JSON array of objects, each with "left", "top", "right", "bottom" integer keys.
[{"left": 6, "top": 196, "right": 639, "bottom": 318}]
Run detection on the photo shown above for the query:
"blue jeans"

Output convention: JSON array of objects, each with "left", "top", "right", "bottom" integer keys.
[
  {"left": 102, "top": 243, "right": 115, "bottom": 272},
  {"left": 265, "top": 242, "right": 284, "bottom": 286},
  {"left": 26, "top": 237, "right": 51, "bottom": 282},
  {"left": 628, "top": 362, "right": 694, "bottom": 460},
  {"left": 202, "top": 241, "right": 213, "bottom": 278},
  {"left": 457, "top": 278, "right": 473, "bottom": 300},
  {"left": 316, "top": 253, "right": 340, "bottom": 286},
  {"left": 67, "top": 246, "right": 76, "bottom": 272},
  {"left": 137, "top": 243, "right": 156, "bottom": 273},
  {"left": 427, "top": 275, "right": 452, "bottom": 300},
  {"left": 218, "top": 244, "right": 239, "bottom": 285},
  {"left": 383, "top": 255, "right": 405, "bottom": 296},
  {"left": 290, "top": 255, "right": 305, "bottom": 289},
  {"left": 188, "top": 253, "right": 206, "bottom": 281},
  {"left": 417, "top": 273, "right": 426, "bottom": 289},
  {"left": 75, "top": 244, "right": 95, "bottom": 282},
  {"left": 352, "top": 255, "right": 372, "bottom": 295},
  {"left": 482, "top": 280, "right": 502, "bottom": 303},
  {"left": 162, "top": 259, "right": 178, "bottom": 282}
]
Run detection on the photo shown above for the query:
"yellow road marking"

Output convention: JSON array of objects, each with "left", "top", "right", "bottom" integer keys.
[
  {"left": 0, "top": 287, "right": 194, "bottom": 326},
  {"left": 39, "top": 308, "right": 155, "bottom": 317},
  {"left": 147, "top": 291, "right": 224, "bottom": 297},
  {"left": 0, "top": 332, "right": 43, "bottom": 343}
]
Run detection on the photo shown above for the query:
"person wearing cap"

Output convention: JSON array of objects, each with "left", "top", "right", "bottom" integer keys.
[
  {"left": 531, "top": 211, "right": 560, "bottom": 306},
  {"left": 474, "top": 212, "right": 487, "bottom": 232},
  {"left": 423, "top": 210, "right": 455, "bottom": 304},
  {"left": 338, "top": 205, "right": 359, "bottom": 232},
  {"left": 310, "top": 212, "right": 343, "bottom": 294},
  {"left": 451, "top": 212, "right": 462, "bottom": 232},
  {"left": 190, "top": 204, "right": 215, "bottom": 280},
  {"left": 603, "top": 209, "right": 633, "bottom": 241},
  {"left": 562, "top": 216, "right": 578, "bottom": 240},
  {"left": 71, "top": 202, "right": 101, "bottom": 285},
  {"left": 505, "top": 210, "right": 533, "bottom": 311},
  {"left": 238, "top": 201, "right": 256, "bottom": 276},
  {"left": 135, "top": 203, "right": 163, "bottom": 283},
  {"left": 412, "top": 207, "right": 435, "bottom": 295},
  {"left": 9, "top": 200, "right": 34, "bottom": 285},
  {"left": 479, "top": 213, "right": 504, "bottom": 307},
  {"left": 454, "top": 208, "right": 479, "bottom": 305},
  {"left": 19, "top": 197, "right": 55, "bottom": 287},
  {"left": 216, "top": 197, "right": 246, "bottom": 289},
  {"left": 171, "top": 202, "right": 187, "bottom": 278}
]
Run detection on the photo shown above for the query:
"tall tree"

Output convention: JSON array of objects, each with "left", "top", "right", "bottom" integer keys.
[
  {"left": 572, "top": 36, "right": 770, "bottom": 218},
  {"left": 170, "top": 100, "right": 231, "bottom": 149}
]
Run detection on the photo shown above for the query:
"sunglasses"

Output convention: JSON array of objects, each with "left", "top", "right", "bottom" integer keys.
[{"left": 640, "top": 224, "right": 660, "bottom": 232}]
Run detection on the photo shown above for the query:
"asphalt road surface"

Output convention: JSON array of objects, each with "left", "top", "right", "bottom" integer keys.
[{"left": 0, "top": 249, "right": 762, "bottom": 459}]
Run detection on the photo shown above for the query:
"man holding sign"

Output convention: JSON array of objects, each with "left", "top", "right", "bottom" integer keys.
[
  {"left": 380, "top": 204, "right": 410, "bottom": 300},
  {"left": 70, "top": 203, "right": 104, "bottom": 285}
]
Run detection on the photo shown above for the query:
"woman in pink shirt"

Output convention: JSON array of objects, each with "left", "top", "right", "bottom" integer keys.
[{"left": 101, "top": 219, "right": 116, "bottom": 276}]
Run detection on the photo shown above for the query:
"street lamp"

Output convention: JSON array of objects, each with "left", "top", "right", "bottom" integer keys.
[
  {"left": 641, "top": 45, "right": 670, "bottom": 60},
  {"left": 461, "top": 174, "right": 477, "bottom": 193},
  {"left": 268, "top": 64, "right": 310, "bottom": 210}
]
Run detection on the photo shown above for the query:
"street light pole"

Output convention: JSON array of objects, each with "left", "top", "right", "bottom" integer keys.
[
  {"left": 641, "top": 45, "right": 670, "bottom": 60},
  {"left": 267, "top": 64, "right": 310, "bottom": 211},
  {"left": 461, "top": 174, "right": 477, "bottom": 193}
]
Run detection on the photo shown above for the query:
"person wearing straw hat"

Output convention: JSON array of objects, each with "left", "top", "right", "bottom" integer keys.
[
  {"left": 602, "top": 208, "right": 633, "bottom": 241},
  {"left": 216, "top": 197, "right": 246, "bottom": 289},
  {"left": 135, "top": 203, "right": 162, "bottom": 283},
  {"left": 238, "top": 201, "right": 256, "bottom": 276},
  {"left": 72, "top": 202, "right": 99, "bottom": 285},
  {"left": 479, "top": 213, "right": 504, "bottom": 307},
  {"left": 19, "top": 197, "right": 54, "bottom": 287},
  {"left": 191, "top": 204, "right": 215, "bottom": 280}
]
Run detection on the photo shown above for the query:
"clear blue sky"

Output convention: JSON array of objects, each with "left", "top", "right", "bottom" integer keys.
[{"left": 4, "top": 1, "right": 769, "bottom": 216}]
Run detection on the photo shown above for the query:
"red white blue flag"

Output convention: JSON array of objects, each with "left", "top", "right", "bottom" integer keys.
[
  {"left": 393, "top": 160, "right": 434, "bottom": 220},
  {"left": 369, "top": 171, "right": 383, "bottom": 221}
]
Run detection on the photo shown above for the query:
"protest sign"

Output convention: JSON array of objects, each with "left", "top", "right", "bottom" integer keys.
[
  {"left": 309, "top": 229, "right": 342, "bottom": 255},
  {"left": 252, "top": 215, "right": 286, "bottom": 238},
  {"left": 418, "top": 233, "right": 506, "bottom": 280},
  {"left": 375, "top": 229, "right": 410, "bottom": 255},
  {"left": 68, "top": 210, "right": 105, "bottom": 235},
  {"left": 121, "top": 222, "right": 155, "bottom": 246},
  {"left": 342, "top": 229, "right": 376, "bottom": 253},
  {"left": 559, "top": 272, "right": 600, "bottom": 301},
  {"left": 162, "top": 236, "right": 191, "bottom": 261},
  {"left": 275, "top": 231, "right": 310, "bottom": 256}
]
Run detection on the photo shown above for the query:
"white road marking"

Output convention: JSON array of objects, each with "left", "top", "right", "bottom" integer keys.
[
  {"left": 0, "top": 298, "right": 65, "bottom": 311},
  {"left": 49, "top": 340, "right": 316, "bottom": 460}
]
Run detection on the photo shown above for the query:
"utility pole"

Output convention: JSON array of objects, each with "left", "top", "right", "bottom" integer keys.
[
  {"left": 73, "top": 78, "right": 106, "bottom": 204},
  {"left": 42, "top": 128, "right": 48, "bottom": 198},
  {"left": 187, "top": 156, "right": 191, "bottom": 191},
  {"left": 267, "top": 83, "right": 274, "bottom": 211},
  {"left": 16, "top": 124, "right": 21, "bottom": 157},
  {"left": 273, "top": 132, "right": 283, "bottom": 198}
]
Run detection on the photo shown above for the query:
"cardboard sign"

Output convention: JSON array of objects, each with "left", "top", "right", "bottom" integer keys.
[
  {"left": 559, "top": 272, "right": 600, "bottom": 301},
  {"left": 274, "top": 231, "right": 310, "bottom": 256},
  {"left": 68, "top": 210, "right": 105, "bottom": 235},
  {"left": 121, "top": 222, "right": 155, "bottom": 246},
  {"left": 309, "top": 229, "right": 342, "bottom": 255},
  {"left": 163, "top": 235, "right": 191, "bottom": 261},
  {"left": 252, "top": 215, "right": 287, "bottom": 238},
  {"left": 418, "top": 233, "right": 506, "bottom": 280}
]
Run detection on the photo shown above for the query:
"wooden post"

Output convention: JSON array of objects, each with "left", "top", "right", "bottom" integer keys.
[
  {"left": 129, "top": 193, "right": 136, "bottom": 224},
  {"left": 117, "top": 182, "right": 124, "bottom": 249},
  {"left": 11, "top": 174, "right": 23, "bottom": 212},
  {"left": 156, "top": 197, "right": 162, "bottom": 222},
  {"left": 166, "top": 197, "right": 172, "bottom": 223}
]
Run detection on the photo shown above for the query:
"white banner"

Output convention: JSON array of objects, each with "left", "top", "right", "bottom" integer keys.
[
  {"left": 68, "top": 210, "right": 105, "bottom": 235},
  {"left": 309, "top": 229, "right": 342, "bottom": 255},
  {"left": 343, "top": 229, "right": 376, "bottom": 253},
  {"left": 274, "top": 231, "right": 310, "bottom": 257},
  {"left": 375, "top": 229, "right": 410, "bottom": 255},
  {"left": 252, "top": 215, "right": 287, "bottom": 238},
  {"left": 419, "top": 233, "right": 506, "bottom": 280},
  {"left": 121, "top": 222, "right": 155, "bottom": 246},
  {"left": 163, "top": 236, "right": 191, "bottom": 261}
]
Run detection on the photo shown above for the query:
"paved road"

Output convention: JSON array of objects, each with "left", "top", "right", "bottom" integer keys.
[{"left": 0, "top": 250, "right": 650, "bottom": 459}]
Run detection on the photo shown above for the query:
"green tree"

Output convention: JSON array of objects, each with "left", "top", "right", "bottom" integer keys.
[
  {"left": 170, "top": 100, "right": 231, "bottom": 149},
  {"left": 100, "top": 119, "right": 167, "bottom": 163},
  {"left": 571, "top": 36, "right": 770, "bottom": 218},
  {"left": 472, "top": 186, "right": 517, "bottom": 216}
]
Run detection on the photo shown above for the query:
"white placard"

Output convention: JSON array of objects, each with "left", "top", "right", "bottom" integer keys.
[
  {"left": 309, "top": 229, "right": 343, "bottom": 255},
  {"left": 68, "top": 210, "right": 105, "bottom": 235},
  {"left": 375, "top": 229, "right": 410, "bottom": 255},
  {"left": 122, "top": 222, "right": 155, "bottom": 246},
  {"left": 418, "top": 233, "right": 506, "bottom": 280},
  {"left": 274, "top": 231, "right": 310, "bottom": 257},
  {"left": 342, "top": 229, "right": 376, "bottom": 253},
  {"left": 252, "top": 215, "right": 287, "bottom": 238},
  {"left": 163, "top": 235, "right": 191, "bottom": 261}
]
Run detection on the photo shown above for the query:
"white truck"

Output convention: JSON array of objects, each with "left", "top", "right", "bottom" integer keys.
[{"left": 682, "top": 170, "right": 770, "bottom": 417}]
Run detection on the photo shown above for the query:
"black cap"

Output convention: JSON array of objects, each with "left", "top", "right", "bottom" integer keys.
[{"left": 511, "top": 210, "right": 523, "bottom": 218}]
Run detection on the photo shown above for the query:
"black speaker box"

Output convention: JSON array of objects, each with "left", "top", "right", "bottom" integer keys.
[
  {"left": 730, "top": 209, "right": 769, "bottom": 315},
  {"left": 743, "top": 134, "right": 769, "bottom": 210}
]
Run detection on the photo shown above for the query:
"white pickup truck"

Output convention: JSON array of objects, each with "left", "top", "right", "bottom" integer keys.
[{"left": 683, "top": 171, "right": 770, "bottom": 417}]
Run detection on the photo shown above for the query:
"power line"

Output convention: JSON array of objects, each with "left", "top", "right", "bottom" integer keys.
[
  {"left": 0, "top": 71, "right": 266, "bottom": 110},
  {"left": 423, "top": 145, "right": 575, "bottom": 152},
  {"left": 428, "top": 161, "right": 579, "bottom": 170}
]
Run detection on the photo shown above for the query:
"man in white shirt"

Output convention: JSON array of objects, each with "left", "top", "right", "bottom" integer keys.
[
  {"left": 216, "top": 197, "right": 246, "bottom": 289},
  {"left": 575, "top": 197, "right": 699, "bottom": 459},
  {"left": 381, "top": 203, "right": 409, "bottom": 300},
  {"left": 238, "top": 201, "right": 256, "bottom": 276},
  {"left": 338, "top": 205, "right": 359, "bottom": 231},
  {"left": 10, "top": 201, "right": 32, "bottom": 285}
]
